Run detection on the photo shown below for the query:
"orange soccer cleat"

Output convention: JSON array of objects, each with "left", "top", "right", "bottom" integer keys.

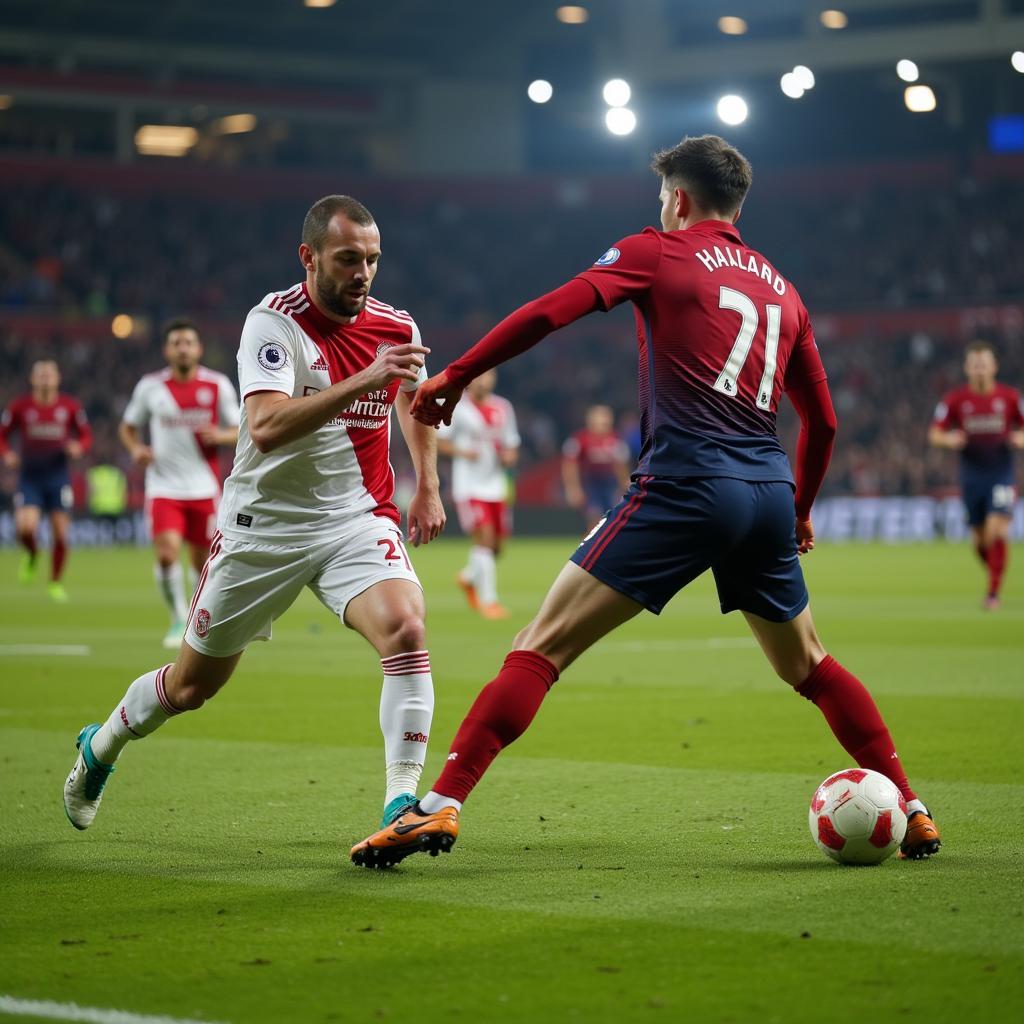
[
  {"left": 350, "top": 803, "right": 460, "bottom": 869},
  {"left": 456, "top": 573, "right": 480, "bottom": 612},
  {"left": 480, "top": 602, "right": 510, "bottom": 620},
  {"left": 899, "top": 808, "right": 942, "bottom": 860}
]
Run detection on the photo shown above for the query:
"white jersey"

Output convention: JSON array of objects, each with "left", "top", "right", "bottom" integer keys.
[
  {"left": 438, "top": 394, "right": 519, "bottom": 502},
  {"left": 123, "top": 367, "right": 240, "bottom": 501},
  {"left": 218, "top": 282, "right": 426, "bottom": 545}
]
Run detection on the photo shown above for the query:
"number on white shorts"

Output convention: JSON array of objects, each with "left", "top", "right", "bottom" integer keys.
[{"left": 713, "top": 286, "right": 782, "bottom": 411}]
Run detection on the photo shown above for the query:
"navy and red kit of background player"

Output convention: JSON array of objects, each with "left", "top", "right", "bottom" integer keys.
[
  {"left": 562, "top": 427, "right": 629, "bottom": 518},
  {"left": 0, "top": 393, "right": 92, "bottom": 513},
  {"left": 446, "top": 221, "right": 833, "bottom": 623}
]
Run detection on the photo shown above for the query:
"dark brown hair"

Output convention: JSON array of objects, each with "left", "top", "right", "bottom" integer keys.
[
  {"left": 302, "top": 195, "right": 375, "bottom": 252},
  {"left": 651, "top": 135, "right": 753, "bottom": 216},
  {"left": 964, "top": 339, "right": 995, "bottom": 357},
  {"left": 161, "top": 317, "right": 200, "bottom": 344}
]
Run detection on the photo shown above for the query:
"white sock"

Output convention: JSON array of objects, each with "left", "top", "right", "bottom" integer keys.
[
  {"left": 379, "top": 651, "right": 435, "bottom": 805},
  {"left": 906, "top": 798, "right": 928, "bottom": 817},
  {"left": 155, "top": 562, "right": 188, "bottom": 623},
  {"left": 470, "top": 545, "right": 498, "bottom": 605},
  {"left": 459, "top": 554, "right": 478, "bottom": 587},
  {"left": 419, "top": 791, "right": 463, "bottom": 814},
  {"left": 88, "top": 664, "right": 181, "bottom": 765}
]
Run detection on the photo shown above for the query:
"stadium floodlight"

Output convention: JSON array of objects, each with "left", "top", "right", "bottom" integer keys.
[
  {"left": 904, "top": 85, "right": 937, "bottom": 113},
  {"left": 0, "top": 95, "right": 12, "bottom": 110},
  {"left": 527, "top": 79, "right": 554, "bottom": 104},
  {"left": 820, "top": 9, "right": 848, "bottom": 29},
  {"left": 896, "top": 60, "right": 919, "bottom": 83},
  {"left": 111, "top": 314, "right": 134, "bottom": 339},
  {"left": 792, "top": 65, "right": 815, "bottom": 90},
  {"left": 717, "top": 16, "right": 747, "bottom": 35},
  {"left": 1012, "top": 51, "right": 1024, "bottom": 74},
  {"left": 556, "top": 5, "right": 589, "bottom": 24},
  {"left": 211, "top": 113, "right": 257, "bottom": 135},
  {"left": 303, "top": 0, "right": 336, "bottom": 7},
  {"left": 134, "top": 124, "right": 198, "bottom": 157},
  {"left": 605, "top": 107, "right": 637, "bottom": 136},
  {"left": 602, "top": 78, "right": 631, "bottom": 107},
  {"left": 716, "top": 94, "right": 748, "bottom": 126},
  {"left": 780, "top": 73, "right": 805, "bottom": 100}
]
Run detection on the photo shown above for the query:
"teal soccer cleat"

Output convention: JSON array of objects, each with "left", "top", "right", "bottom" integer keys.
[{"left": 63, "top": 724, "right": 116, "bottom": 830}]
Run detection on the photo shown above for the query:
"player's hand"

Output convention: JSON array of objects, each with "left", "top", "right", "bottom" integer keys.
[
  {"left": 2, "top": 450, "right": 18, "bottom": 470},
  {"left": 407, "top": 487, "right": 446, "bottom": 547},
  {"left": 945, "top": 430, "right": 968, "bottom": 451},
  {"left": 65, "top": 440, "right": 83, "bottom": 459},
  {"left": 361, "top": 343, "right": 430, "bottom": 393},
  {"left": 132, "top": 445, "right": 155, "bottom": 468},
  {"left": 1010, "top": 430, "right": 1024, "bottom": 451},
  {"left": 565, "top": 485, "right": 585, "bottom": 509},
  {"left": 410, "top": 370, "right": 465, "bottom": 427},
  {"left": 196, "top": 426, "right": 222, "bottom": 446},
  {"left": 796, "top": 518, "right": 815, "bottom": 555}
]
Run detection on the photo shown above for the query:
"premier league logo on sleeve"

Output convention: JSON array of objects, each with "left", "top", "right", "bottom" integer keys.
[
  {"left": 258, "top": 342, "right": 288, "bottom": 372},
  {"left": 595, "top": 247, "right": 621, "bottom": 266}
]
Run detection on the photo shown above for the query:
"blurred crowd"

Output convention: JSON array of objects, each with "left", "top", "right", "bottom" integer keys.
[{"left": 1, "top": 174, "right": 1022, "bottom": 507}]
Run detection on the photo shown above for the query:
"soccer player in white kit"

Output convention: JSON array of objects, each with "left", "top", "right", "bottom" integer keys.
[
  {"left": 64, "top": 195, "right": 446, "bottom": 837},
  {"left": 120, "top": 319, "right": 240, "bottom": 648},
  {"left": 437, "top": 370, "right": 520, "bottom": 618}
]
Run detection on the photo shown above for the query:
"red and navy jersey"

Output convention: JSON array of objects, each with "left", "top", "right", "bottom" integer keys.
[
  {"left": 933, "top": 384, "right": 1024, "bottom": 476},
  {"left": 562, "top": 429, "right": 630, "bottom": 481},
  {"left": 576, "top": 221, "right": 825, "bottom": 482},
  {"left": 0, "top": 393, "right": 92, "bottom": 474}
]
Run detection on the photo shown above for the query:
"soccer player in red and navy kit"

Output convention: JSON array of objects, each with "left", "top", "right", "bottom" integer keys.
[
  {"left": 929, "top": 341, "right": 1024, "bottom": 609},
  {"left": 0, "top": 359, "right": 92, "bottom": 602},
  {"left": 351, "top": 135, "right": 942, "bottom": 867},
  {"left": 562, "top": 404, "right": 631, "bottom": 530}
]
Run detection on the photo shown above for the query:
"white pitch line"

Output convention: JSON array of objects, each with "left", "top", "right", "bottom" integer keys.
[
  {"left": 0, "top": 995, "right": 228, "bottom": 1024},
  {"left": 0, "top": 645, "right": 91, "bottom": 656}
]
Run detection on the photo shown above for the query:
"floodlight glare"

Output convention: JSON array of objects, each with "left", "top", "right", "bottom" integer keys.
[
  {"left": 602, "top": 79, "right": 631, "bottom": 107},
  {"left": 904, "top": 85, "right": 937, "bottom": 113},
  {"left": 716, "top": 94, "right": 748, "bottom": 126},
  {"left": 896, "top": 60, "right": 919, "bottom": 83},
  {"left": 605, "top": 106, "right": 637, "bottom": 136},
  {"left": 780, "top": 73, "right": 805, "bottom": 100},
  {"left": 792, "top": 65, "right": 815, "bottom": 90},
  {"left": 820, "top": 9, "right": 848, "bottom": 29},
  {"left": 1012, "top": 51, "right": 1024, "bottom": 74},
  {"left": 528, "top": 79, "right": 554, "bottom": 104},
  {"left": 717, "top": 16, "right": 747, "bottom": 35}
]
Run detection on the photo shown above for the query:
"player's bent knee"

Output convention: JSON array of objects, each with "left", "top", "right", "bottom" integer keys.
[{"left": 386, "top": 616, "right": 427, "bottom": 654}]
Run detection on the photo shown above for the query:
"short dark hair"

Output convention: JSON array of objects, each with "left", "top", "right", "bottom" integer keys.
[
  {"left": 651, "top": 135, "right": 753, "bottom": 216},
  {"left": 161, "top": 317, "right": 200, "bottom": 344},
  {"left": 964, "top": 339, "right": 995, "bottom": 358},
  {"left": 302, "top": 195, "right": 375, "bottom": 252}
]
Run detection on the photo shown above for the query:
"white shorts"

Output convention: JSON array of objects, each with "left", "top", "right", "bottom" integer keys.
[{"left": 185, "top": 514, "right": 421, "bottom": 658}]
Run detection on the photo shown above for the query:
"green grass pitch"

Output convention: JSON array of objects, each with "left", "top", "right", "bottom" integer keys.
[{"left": 1, "top": 538, "right": 1022, "bottom": 1023}]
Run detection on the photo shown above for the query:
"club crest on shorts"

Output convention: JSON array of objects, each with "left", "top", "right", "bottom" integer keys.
[
  {"left": 194, "top": 608, "right": 211, "bottom": 639},
  {"left": 257, "top": 342, "right": 288, "bottom": 372}
]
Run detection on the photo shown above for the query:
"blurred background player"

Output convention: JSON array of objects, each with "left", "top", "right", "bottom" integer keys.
[
  {"left": 120, "top": 318, "right": 240, "bottom": 648},
  {"left": 354, "top": 134, "right": 941, "bottom": 868},
  {"left": 0, "top": 359, "right": 91, "bottom": 602},
  {"left": 561, "top": 404, "right": 631, "bottom": 530},
  {"left": 438, "top": 369, "right": 520, "bottom": 619},
  {"left": 65, "top": 195, "right": 445, "bottom": 838},
  {"left": 929, "top": 340, "right": 1024, "bottom": 609}
]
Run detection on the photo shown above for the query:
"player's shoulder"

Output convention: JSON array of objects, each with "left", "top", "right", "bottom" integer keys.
[
  {"left": 364, "top": 295, "right": 417, "bottom": 333},
  {"left": 257, "top": 283, "right": 309, "bottom": 319},
  {"left": 997, "top": 382, "right": 1021, "bottom": 400},
  {"left": 58, "top": 392, "right": 83, "bottom": 410},
  {"left": 196, "top": 366, "right": 234, "bottom": 387},
  {"left": 487, "top": 394, "right": 515, "bottom": 414}
]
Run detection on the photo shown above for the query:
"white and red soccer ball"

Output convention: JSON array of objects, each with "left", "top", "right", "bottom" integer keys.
[{"left": 809, "top": 768, "right": 908, "bottom": 865}]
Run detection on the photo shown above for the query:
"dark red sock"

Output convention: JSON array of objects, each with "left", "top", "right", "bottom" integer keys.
[
  {"left": 797, "top": 655, "right": 916, "bottom": 802},
  {"left": 18, "top": 531, "right": 38, "bottom": 559},
  {"left": 973, "top": 539, "right": 989, "bottom": 567},
  {"left": 431, "top": 650, "right": 559, "bottom": 803},
  {"left": 987, "top": 538, "right": 1008, "bottom": 598},
  {"left": 51, "top": 539, "right": 68, "bottom": 581}
]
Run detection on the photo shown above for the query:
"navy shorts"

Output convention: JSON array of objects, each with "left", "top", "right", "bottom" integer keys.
[
  {"left": 582, "top": 478, "right": 623, "bottom": 517},
  {"left": 962, "top": 475, "right": 1016, "bottom": 527},
  {"left": 15, "top": 470, "right": 73, "bottom": 513},
  {"left": 570, "top": 476, "right": 809, "bottom": 623}
]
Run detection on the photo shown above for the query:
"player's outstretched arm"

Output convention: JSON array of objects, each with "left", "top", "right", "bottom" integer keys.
[
  {"left": 395, "top": 390, "right": 445, "bottom": 547},
  {"left": 927, "top": 424, "right": 967, "bottom": 450},
  {"left": 411, "top": 279, "right": 602, "bottom": 427},
  {"left": 247, "top": 343, "right": 428, "bottom": 453},
  {"left": 787, "top": 378, "right": 838, "bottom": 555}
]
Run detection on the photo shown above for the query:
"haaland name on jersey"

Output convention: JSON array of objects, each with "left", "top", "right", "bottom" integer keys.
[{"left": 694, "top": 245, "right": 787, "bottom": 295}]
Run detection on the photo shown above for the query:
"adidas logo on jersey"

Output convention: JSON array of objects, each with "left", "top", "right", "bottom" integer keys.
[{"left": 310, "top": 355, "right": 329, "bottom": 371}]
